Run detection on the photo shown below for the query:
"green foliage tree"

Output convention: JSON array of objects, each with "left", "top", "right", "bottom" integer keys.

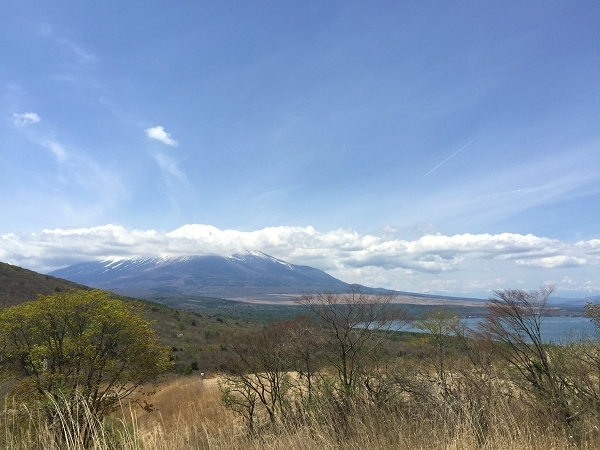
[{"left": 0, "top": 289, "right": 173, "bottom": 446}]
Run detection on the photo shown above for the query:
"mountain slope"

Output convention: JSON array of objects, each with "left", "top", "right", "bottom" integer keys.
[
  {"left": 49, "top": 251, "right": 350, "bottom": 298},
  {"left": 0, "top": 261, "right": 90, "bottom": 307}
]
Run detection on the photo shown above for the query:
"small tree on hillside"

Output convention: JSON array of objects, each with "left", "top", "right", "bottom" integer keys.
[
  {"left": 284, "top": 316, "right": 326, "bottom": 405},
  {"left": 295, "top": 285, "right": 407, "bottom": 397},
  {"left": 221, "top": 322, "right": 297, "bottom": 430},
  {"left": 477, "top": 285, "right": 581, "bottom": 424},
  {"left": 0, "top": 289, "right": 173, "bottom": 447},
  {"left": 415, "top": 307, "right": 461, "bottom": 401}
]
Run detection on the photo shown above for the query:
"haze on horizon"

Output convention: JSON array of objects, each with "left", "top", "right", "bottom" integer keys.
[{"left": 1, "top": 1, "right": 599, "bottom": 298}]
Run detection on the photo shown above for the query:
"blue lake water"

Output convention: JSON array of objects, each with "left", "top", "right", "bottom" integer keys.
[{"left": 399, "top": 316, "right": 599, "bottom": 343}]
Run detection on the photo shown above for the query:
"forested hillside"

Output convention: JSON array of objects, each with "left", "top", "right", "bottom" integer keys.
[
  {"left": 0, "top": 262, "right": 89, "bottom": 307},
  {"left": 0, "top": 262, "right": 256, "bottom": 373}
]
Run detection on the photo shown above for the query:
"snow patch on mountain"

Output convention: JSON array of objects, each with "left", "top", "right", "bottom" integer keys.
[
  {"left": 226, "top": 250, "right": 293, "bottom": 270},
  {"left": 97, "top": 255, "right": 197, "bottom": 273}
]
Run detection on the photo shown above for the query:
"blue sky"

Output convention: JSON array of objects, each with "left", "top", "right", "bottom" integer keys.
[{"left": 1, "top": 1, "right": 600, "bottom": 297}]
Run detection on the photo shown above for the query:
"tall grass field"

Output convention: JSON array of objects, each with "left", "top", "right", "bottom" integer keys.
[{"left": 2, "top": 374, "right": 599, "bottom": 450}]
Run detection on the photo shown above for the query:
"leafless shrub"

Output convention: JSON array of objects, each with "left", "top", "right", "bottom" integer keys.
[{"left": 295, "top": 285, "right": 408, "bottom": 397}]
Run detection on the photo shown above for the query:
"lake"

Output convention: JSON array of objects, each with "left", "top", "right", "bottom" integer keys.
[{"left": 400, "top": 316, "right": 599, "bottom": 343}]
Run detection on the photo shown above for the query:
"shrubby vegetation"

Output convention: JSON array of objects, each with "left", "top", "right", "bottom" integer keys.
[
  {"left": 0, "top": 289, "right": 172, "bottom": 447},
  {"left": 2, "top": 285, "right": 600, "bottom": 449},
  {"left": 219, "top": 285, "right": 600, "bottom": 447}
]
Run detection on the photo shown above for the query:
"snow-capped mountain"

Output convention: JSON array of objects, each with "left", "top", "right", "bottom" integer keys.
[{"left": 48, "top": 251, "right": 350, "bottom": 298}]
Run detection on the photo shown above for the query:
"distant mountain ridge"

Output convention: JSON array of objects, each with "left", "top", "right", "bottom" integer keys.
[
  {"left": 49, "top": 251, "right": 351, "bottom": 298},
  {"left": 547, "top": 296, "right": 600, "bottom": 307}
]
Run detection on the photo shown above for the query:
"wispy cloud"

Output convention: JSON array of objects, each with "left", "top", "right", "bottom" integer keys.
[
  {"left": 153, "top": 152, "right": 188, "bottom": 184},
  {"left": 399, "top": 142, "right": 600, "bottom": 231},
  {"left": 145, "top": 126, "right": 178, "bottom": 147},
  {"left": 58, "top": 38, "right": 95, "bottom": 62},
  {"left": 10, "top": 112, "right": 127, "bottom": 218},
  {"left": 42, "top": 139, "right": 68, "bottom": 163},
  {"left": 13, "top": 112, "right": 40, "bottom": 127},
  {"left": 13, "top": 112, "right": 68, "bottom": 163},
  {"left": 2, "top": 224, "right": 599, "bottom": 296}
]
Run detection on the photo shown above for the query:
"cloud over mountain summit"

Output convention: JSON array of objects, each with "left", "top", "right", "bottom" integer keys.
[{"left": 2, "top": 224, "right": 599, "bottom": 297}]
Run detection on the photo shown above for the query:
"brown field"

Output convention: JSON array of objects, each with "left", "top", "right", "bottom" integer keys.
[
  {"left": 120, "top": 374, "right": 600, "bottom": 450},
  {"left": 227, "top": 292, "right": 486, "bottom": 307},
  {"left": 141, "top": 370, "right": 600, "bottom": 448},
  {"left": 2, "top": 371, "right": 600, "bottom": 449}
]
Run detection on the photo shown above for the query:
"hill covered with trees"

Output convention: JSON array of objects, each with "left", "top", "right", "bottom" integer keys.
[{"left": 0, "top": 262, "right": 90, "bottom": 307}]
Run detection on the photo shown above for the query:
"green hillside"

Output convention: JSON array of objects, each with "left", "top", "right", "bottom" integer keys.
[
  {"left": 0, "top": 261, "right": 269, "bottom": 375},
  {"left": 0, "top": 262, "right": 90, "bottom": 307}
]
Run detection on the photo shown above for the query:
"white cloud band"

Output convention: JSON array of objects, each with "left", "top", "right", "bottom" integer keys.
[{"left": 2, "top": 224, "right": 600, "bottom": 296}]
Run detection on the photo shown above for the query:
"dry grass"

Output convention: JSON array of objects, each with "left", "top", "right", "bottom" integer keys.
[
  {"left": 127, "top": 375, "right": 243, "bottom": 449},
  {"left": 110, "top": 375, "right": 600, "bottom": 449},
  {"left": 2, "top": 374, "right": 600, "bottom": 449}
]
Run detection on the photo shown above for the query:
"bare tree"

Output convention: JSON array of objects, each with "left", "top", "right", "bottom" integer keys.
[
  {"left": 415, "top": 307, "right": 461, "bottom": 400},
  {"left": 283, "top": 316, "right": 326, "bottom": 406},
  {"left": 219, "top": 317, "right": 329, "bottom": 430},
  {"left": 220, "top": 376, "right": 258, "bottom": 432},
  {"left": 221, "top": 323, "right": 293, "bottom": 427},
  {"left": 584, "top": 301, "right": 600, "bottom": 331},
  {"left": 479, "top": 286, "right": 554, "bottom": 390},
  {"left": 295, "top": 285, "right": 407, "bottom": 396},
  {"left": 477, "top": 285, "right": 582, "bottom": 425}
]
